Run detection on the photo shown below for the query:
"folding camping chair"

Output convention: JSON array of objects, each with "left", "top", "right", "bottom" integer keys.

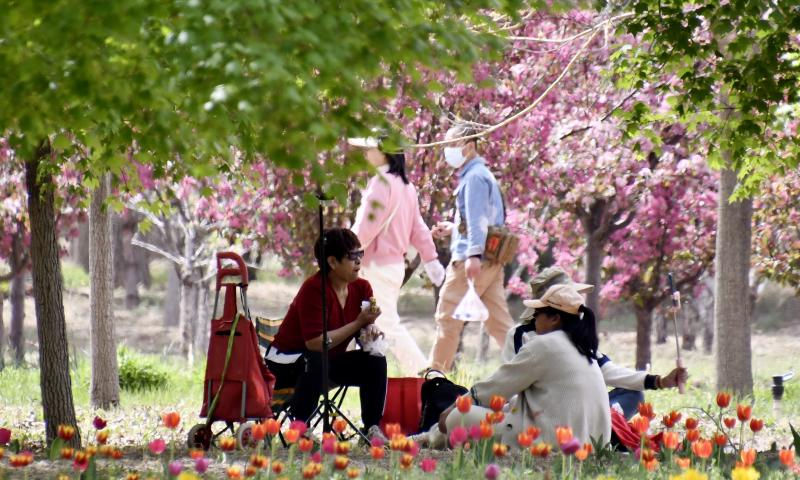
[{"left": 255, "top": 316, "right": 351, "bottom": 440}]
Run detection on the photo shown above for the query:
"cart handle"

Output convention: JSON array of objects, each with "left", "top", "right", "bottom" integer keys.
[{"left": 216, "top": 252, "right": 249, "bottom": 289}]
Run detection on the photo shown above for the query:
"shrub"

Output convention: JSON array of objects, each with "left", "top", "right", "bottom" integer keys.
[{"left": 117, "top": 347, "right": 168, "bottom": 392}]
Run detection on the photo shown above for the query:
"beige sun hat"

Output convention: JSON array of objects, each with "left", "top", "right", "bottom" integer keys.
[
  {"left": 523, "top": 283, "right": 586, "bottom": 315},
  {"left": 520, "top": 267, "right": 594, "bottom": 321}
]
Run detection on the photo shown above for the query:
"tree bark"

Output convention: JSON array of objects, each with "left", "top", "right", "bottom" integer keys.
[
  {"left": 115, "top": 214, "right": 141, "bottom": 308},
  {"left": 25, "top": 141, "right": 80, "bottom": 446},
  {"left": 77, "top": 220, "right": 90, "bottom": 272},
  {"left": 584, "top": 232, "right": 604, "bottom": 316},
  {"left": 714, "top": 167, "right": 754, "bottom": 395},
  {"left": 634, "top": 303, "right": 653, "bottom": 370},
  {"left": 164, "top": 267, "right": 181, "bottom": 327},
  {"left": 179, "top": 278, "right": 199, "bottom": 364},
  {"left": 9, "top": 230, "right": 26, "bottom": 365},
  {"left": 89, "top": 173, "right": 120, "bottom": 409},
  {"left": 194, "top": 279, "right": 210, "bottom": 357},
  {"left": 0, "top": 292, "right": 5, "bottom": 371},
  {"left": 655, "top": 309, "right": 668, "bottom": 345}
]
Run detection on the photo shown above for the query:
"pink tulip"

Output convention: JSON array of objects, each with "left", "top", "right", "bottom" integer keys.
[
  {"left": 92, "top": 416, "right": 107, "bottom": 430},
  {"left": 194, "top": 457, "right": 210, "bottom": 473},
  {"left": 148, "top": 438, "right": 166, "bottom": 455},
  {"left": 168, "top": 460, "right": 183, "bottom": 476},
  {"left": 0, "top": 428, "right": 11, "bottom": 445},
  {"left": 419, "top": 458, "right": 437, "bottom": 473},
  {"left": 310, "top": 452, "right": 322, "bottom": 463},
  {"left": 485, "top": 463, "right": 501, "bottom": 480},
  {"left": 469, "top": 424, "right": 482, "bottom": 440},
  {"left": 289, "top": 420, "right": 308, "bottom": 436},
  {"left": 370, "top": 436, "right": 385, "bottom": 448},
  {"left": 322, "top": 437, "right": 336, "bottom": 455},
  {"left": 449, "top": 426, "right": 468, "bottom": 447},
  {"left": 560, "top": 438, "right": 581, "bottom": 455}
]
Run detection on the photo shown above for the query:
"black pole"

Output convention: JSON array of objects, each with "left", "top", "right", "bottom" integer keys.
[{"left": 317, "top": 192, "right": 332, "bottom": 433}]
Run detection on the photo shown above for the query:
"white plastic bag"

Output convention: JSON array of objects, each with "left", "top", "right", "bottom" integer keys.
[{"left": 453, "top": 280, "right": 489, "bottom": 322}]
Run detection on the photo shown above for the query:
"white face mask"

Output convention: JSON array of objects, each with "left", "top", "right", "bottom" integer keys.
[{"left": 444, "top": 146, "right": 466, "bottom": 169}]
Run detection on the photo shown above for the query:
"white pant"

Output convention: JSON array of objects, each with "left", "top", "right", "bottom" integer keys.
[{"left": 360, "top": 262, "right": 428, "bottom": 376}]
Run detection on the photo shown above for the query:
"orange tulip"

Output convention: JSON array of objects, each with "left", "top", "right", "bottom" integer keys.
[
  {"left": 736, "top": 404, "right": 752, "bottom": 422},
  {"left": 271, "top": 461, "right": 284, "bottom": 474},
  {"left": 385, "top": 423, "right": 402, "bottom": 439},
  {"left": 162, "top": 412, "right": 181, "bottom": 430},
  {"left": 96, "top": 430, "right": 109, "bottom": 445},
  {"left": 517, "top": 432, "right": 533, "bottom": 448},
  {"left": 263, "top": 418, "right": 281, "bottom": 436},
  {"left": 685, "top": 418, "right": 699, "bottom": 430},
  {"left": 284, "top": 429, "right": 300, "bottom": 444},
  {"left": 58, "top": 425, "right": 76, "bottom": 441},
  {"left": 686, "top": 429, "right": 701, "bottom": 442},
  {"left": 662, "top": 431, "right": 679, "bottom": 450},
  {"left": 738, "top": 448, "right": 756, "bottom": 467},
  {"left": 555, "top": 426, "right": 573, "bottom": 445},
  {"left": 691, "top": 439, "right": 713, "bottom": 459},
  {"left": 749, "top": 418, "right": 764, "bottom": 432},
  {"left": 530, "top": 442, "right": 552, "bottom": 458},
  {"left": 245, "top": 466, "right": 258, "bottom": 478},
  {"left": 400, "top": 453, "right": 414, "bottom": 469},
  {"left": 298, "top": 438, "right": 314, "bottom": 453},
  {"left": 723, "top": 417, "right": 736, "bottom": 429},
  {"left": 485, "top": 411, "right": 504, "bottom": 424},
  {"left": 85, "top": 445, "right": 97, "bottom": 457},
  {"left": 479, "top": 420, "right": 494, "bottom": 439},
  {"left": 126, "top": 474, "right": 140, "bottom": 480},
  {"left": 489, "top": 395, "right": 505, "bottom": 412},
  {"left": 251, "top": 423, "right": 267, "bottom": 441},
  {"left": 643, "top": 459, "right": 659, "bottom": 471},
  {"left": 347, "top": 467, "right": 361, "bottom": 478},
  {"left": 60, "top": 447, "right": 74, "bottom": 459},
  {"left": 250, "top": 454, "right": 269, "bottom": 469},
  {"left": 640, "top": 448, "right": 656, "bottom": 463},
  {"left": 779, "top": 448, "right": 795, "bottom": 467},
  {"left": 334, "top": 456, "right": 349, "bottom": 470},
  {"left": 662, "top": 410, "right": 682, "bottom": 428},
  {"left": 713, "top": 433, "right": 727, "bottom": 447},
  {"left": 227, "top": 466, "right": 242, "bottom": 479},
  {"left": 527, "top": 426, "right": 541, "bottom": 440},
  {"left": 336, "top": 441, "right": 351, "bottom": 455},
  {"left": 110, "top": 449, "right": 123, "bottom": 460},
  {"left": 219, "top": 437, "right": 237, "bottom": 451},
  {"left": 302, "top": 462, "right": 322, "bottom": 479},
  {"left": 675, "top": 457, "right": 691, "bottom": 469},
  {"left": 638, "top": 402, "right": 655, "bottom": 420},
  {"left": 716, "top": 392, "right": 732, "bottom": 408},
  {"left": 575, "top": 448, "right": 589, "bottom": 461},
  {"left": 492, "top": 443, "right": 508, "bottom": 457},
  {"left": 631, "top": 416, "right": 650, "bottom": 435},
  {"left": 370, "top": 446, "right": 385, "bottom": 460},
  {"left": 189, "top": 449, "right": 205, "bottom": 460},
  {"left": 583, "top": 442, "right": 593, "bottom": 455},
  {"left": 333, "top": 418, "right": 348, "bottom": 434},
  {"left": 455, "top": 395, "right": 472, "bottom": 414}
]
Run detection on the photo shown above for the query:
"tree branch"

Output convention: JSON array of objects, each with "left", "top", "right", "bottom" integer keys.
[{"left": 131, "top": 232, "right": 185, "bottom": 266}]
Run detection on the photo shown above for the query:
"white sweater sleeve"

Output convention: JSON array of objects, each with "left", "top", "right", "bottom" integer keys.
[
  {"left": 598, "top": 354, "right": 649, "bottom": 391},
  {"left": 471, "top": 337, "right": 548, "bottom": 405}
]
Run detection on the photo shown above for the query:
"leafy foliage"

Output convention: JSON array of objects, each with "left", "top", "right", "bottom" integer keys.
[{"left": 117, "top": 347, "right": 169, "bottom": 392}]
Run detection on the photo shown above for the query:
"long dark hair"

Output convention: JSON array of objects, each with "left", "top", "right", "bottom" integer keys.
[
  {"left": 383, "top": 150, "right": 409, "bottom": 185},
  {"left": 539, "top": 305, "right": 599, "bottom": 364}
]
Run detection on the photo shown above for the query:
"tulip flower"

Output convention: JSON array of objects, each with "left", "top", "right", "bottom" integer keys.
[
  {"left": 419, "top": 457, "right": 437, "bottom": 473},
  {"left": 0, "top": 428, "right": 10, "bottom": 445},
  {"left": 322, "top": 437, "right": 336, "bottom": 454},
  {"left": 245, "top": 465, "right": 258, "bottom": 477},
  {"left": 486, "top": 411, "right": 504, "bottom": 424},
  {"left": 169, "top": 460, "right": 183, "bottom": 476},
  {"left": 148, "top": 438, "right": 166, "bottom": 455},
  {"left": 714, "top": 433, "right": 727, "bottom": 447},
  {"left": 195, "top": 457, "right": 211, "bottom": 473},
  {"left": 749, "top": 418, "right": 764, "bottom": 432},
  {"left": 662, "top": 411, "right": 682, "bottom": 428},
  {"left": 716, "top": 392, "right": 732, "bottom": 408},
  {"left": 370, "top": 446, "right": 385, "bottom": 459},
  {"left": 336, "top": 441, "right": 351, "bottom": 455},
  {"left": 289, "top": 420, "right": 308, "bottom": 436},
  {"left": 58, "top": 425, "right": 76, "bottom": 441},
  {"left": 469, "top": 424, "right": 482, "bottom": 440},
  {"left": 126, "top": 473, "right": 140, "bottom": 480},
  {"left": 455, "top": 395, "right": 472, "bottom": 413},
  {"left": 575, "top": 447, "right": 589, "bottom": 461},
  {"left": 347, "top": 467, "right": 361, "bottom": 478},
  {"left": 92, "top": 416, "right": 107, "bottom": 430},
  {"left": 298, "top": 438, "right": 313, "bottom": 453},
  {"left": 731, "top": 466, "right": 760, "bottom": 480},
  {"left": 492, "top": 442, "right": 508, "bottom": 457},
  {"left": 283, "top": 429, "right": 300, "bottom": 444},
  {"left": 531, "top": 442, "right": 552, "bottom": 458},
  {"left": 310, "top": 452, "right": 322, "bottom": 463},
  {"left": 227, "top": 465, "right": 242, "bottom": 479},
  {"left": 517, "top": 432, "right": 533, "bottom": 448},
  {"left": 686, "top": 429, "right": 701, "bottom": 442},
  {"left": 400, "top": 453, "right": 414, "bottom": 469},
  {"left": 638, "top": 402, "right": 655, "bottom": 420},
  {"left": 643, "top": 458, "right": 659, "bottom": 471},
  {"left": 631, "top": 415, "right": 650, "bottom": 435},
  {"left": 527, "top": 426, "right": 541, "bottom": 440},
  {"left": 219, "top": 437, "right": 237, "bottom": 451},
  {"left": 384, "top": 423, "right": 402, "bottom": 439},
  {"left": 250, "top": 422, "right": 266, "bottom": 441},
  {"left": 334, "top": 455, "right": 349, "bottom": 470},
  {"left": 162, "top": 412, "right": 181, "bottom": 430},
  {"left": 724, "top": 417, "right": 737, "bottom": 429},
  {"left": 675, "top": 457, "right": 691, "bottom": 469},
  {"left": 738, "top": 448, "right": 756, "bottom": 467},
  {"left": 555, "top": 426, "right": 573, "bottom": 445},
  {"left": 485, "top": 463, "right": 501, "bottom": 480},
  {"left": 271, "top": 461, "right": 284, "bottom": 474},
  {"left": 302, "top": 463, "right": 322, "bottom": 479},
  {"left": 736, "top": 404, "right": 752, "bottom": 422},
  {"left": 189, "top": 449, "right": 204, "bottom": 460},
  {"left": 779, "top": 448, "right": 795, "bottom": 467},
  {"left": 333, "top": 418, "right": 347, "bottom": 434},
  {"left": 72, "top": 451, "right": 89, "bottom": 472},
  {"left": 449, "top": 426, "right": 468, "bottom": 447},
  {"left": 489, "top": 395, "right": 505, "bottom": 412},
  {"left": 96, "top": 430, "right": 109, "bottom": 445},
  {"left": 263, "top": 418, "right": 280, "bottom": 436},
  {"left": 691, "top": 439, "right": 713, "bottom": 459},
  {"left": 662, "top": 431, "right": 679, "bottom": 450},
  {"left": 685, "top": 418, "right": 699, "bottom": 430},
  {"left": 560, "top": 438, "right": 581, "bottom": 455}
]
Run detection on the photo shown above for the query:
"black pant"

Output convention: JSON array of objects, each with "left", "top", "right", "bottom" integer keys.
[{"left": 267, "top": 350, "right": 387, "bottom": 430}]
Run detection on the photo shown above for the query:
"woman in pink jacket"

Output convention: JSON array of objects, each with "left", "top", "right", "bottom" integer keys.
[{"left": 348, "top": 135, "right": 445, "bottom": 375}]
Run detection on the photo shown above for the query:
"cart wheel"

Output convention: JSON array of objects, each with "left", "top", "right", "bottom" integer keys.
[
  {"left": 235, "top": 422, "right": 257, "bottom": 449},
  {"left": 187, "top": 424, "right": 212, "bottom": 451}
]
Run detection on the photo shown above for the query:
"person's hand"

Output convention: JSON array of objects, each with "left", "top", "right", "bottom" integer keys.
[
  {"left": 438, "top": 404, "right": 455, "bottom": 433},
  {"left": 424, "top": 259, "right": 446, "bottom": 287},
  {"left": 357, "top": 307, "right": 381, "bottom": 327},
  {"left": 661, "top": 366, "right": 688, "bottom": 389},
  {"left": 432, "top": 221, "right": 454, "bottom": 240},
  {"left": 361, "top": 324, "right": 384, "bottom": 342},
  {"left": 465, "top": 257, "right": 481, "bottom": 281}
]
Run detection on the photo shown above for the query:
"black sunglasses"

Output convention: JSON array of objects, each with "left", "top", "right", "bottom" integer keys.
[{"left": 345, "top": 249, "right": 365, "bottom": 262}]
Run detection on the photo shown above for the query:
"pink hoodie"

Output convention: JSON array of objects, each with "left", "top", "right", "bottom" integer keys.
[{"left": 352, "top": 165, "right": 438, "bottom": 266}]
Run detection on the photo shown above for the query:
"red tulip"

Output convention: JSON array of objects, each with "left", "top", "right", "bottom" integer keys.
[
  {"left": 738, "top": 448, "right": 756, "bottom": 467},
  {"left": 334, "top": 456, "right": 349, "bottom": 470},
  {"left": 736, "top": 404, "right": 752, "bottom": 422},
  {"left": 58, "top": 425, "right": 76, "bottom": 441},
  {"left": 492, "top": 442, "right": 508, "bottom": 457},
  {"left": 370, "top": 446, "right": 385, "bottom": 460},
  {"left": 298, "top": 438, "right": 313, "bottom": 453},
  {"left": 686, "top": 429, "right": 701, "bottom": 442},
  {"left": 779, "top": 448, "right": 795, "bottom": 467},
  {"left": 638, "top": 402, "right": 655, "bottom": 420},
  {"left": 489, "top": 395, "right": 505, "bottom": 413},
  {"left": 716, "top": 392, "right": 731, "bottom": 408},
  {"left": 691, "top": 439, "right": 713, "bottom": 459},
  {"left": 263, "top": 418, "right": 280, "bottom": 436},
  {"left": 251, "top": 422, "right": 266, "bottom": 441},
  {"left": 749, "top": 418, "right": 764, "bottom": 432},
  {"left": 333, "top": 418, "right": 347, "bottom": 434},
  {"left": 555, "top": 426, "right": 573, "bottom": 445},
  {"left": 662, "top": 431, "right": 679, "bottom": 450},
  {"left": 92, "top": 416, "right": 107, "bottom": 430},
  {"left": 713, "top": 433, "right": 727, "bottom": 447},
  {"left": 631, "top": 416, "right": 650, "bottom": 435},
  {"left": 0, "top": 428, "right": 10, "bottom": 445},
  {"left": 162, "top": 412, "right": 180, "bottom": 429},
  {"left": 723, "top": 417, "right": 736, "bottom": 429},
  {"left": 662, "top": 410, "right": 682, "bottom": 428},
  {"left": 517, "top": 432, "right": 533, "bottom": 448},
  {"left": 455, "top": 395, "right": 472, "bottom": 414},
  {"left": 684, "top": 417, "right": 699, "bottom": 430}
]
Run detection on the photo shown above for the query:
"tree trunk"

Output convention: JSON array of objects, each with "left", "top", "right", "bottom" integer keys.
[
  {"left": 164, "top": 267, "right": 181, "bottom": 326},
  {"left": 584, "top": 233, "right": 604, "bottom": 317},
  {"left": 0, "top": 292, "right": 5, "bottom": 371},
  {"left": 77, "top": 220, "right": 90, "bottom": 272},
  {"left": 25, "top": 141, "right": 80, "bottom": 446},
  {"left": 655, "top": 309, "right": 668, "bottom": 344},
  {"left": 179, "top": 279, "right": 199, "bottom": 364},
  {"left": 89, "top": 173, "right": 120, "bottom": 409},
  {"left": 634, "top": 303, "right": 653, "bottom": 370},
  {"left": 195, "top": 279, "right": 210, "bottom": 357},
  {"left": 681, "top": 299, "right": 698, "bottom": 351},
  {"left": 714, "top": 167, "right": 754, "bottom": 395},
  {"left": 9, "top": 270, "right": 25, "bottom": 365},
  {"left": 115, "top": 214, "right": 141, "bottom": 308}
]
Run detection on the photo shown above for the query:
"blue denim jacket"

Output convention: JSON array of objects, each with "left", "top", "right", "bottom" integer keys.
[{"left": 450, "top": 157, "right": 505, "bottom": 261}]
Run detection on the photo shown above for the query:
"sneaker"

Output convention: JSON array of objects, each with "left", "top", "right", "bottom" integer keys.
[{"left": 365, "top": 425, "right": 388, "bottom": 445}]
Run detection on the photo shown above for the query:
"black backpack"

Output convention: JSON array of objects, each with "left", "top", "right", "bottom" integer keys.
[{"left": 417, "top": 370, "right": 469, "bottom": 433}]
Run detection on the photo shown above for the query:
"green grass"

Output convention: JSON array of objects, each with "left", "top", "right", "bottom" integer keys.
[{"left": 61, "top": 261, "right": 90, "bottom": 290}]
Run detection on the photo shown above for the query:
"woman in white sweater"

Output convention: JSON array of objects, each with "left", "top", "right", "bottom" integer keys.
[{"left": 438, "top": 284, "right": 612, "bottom": 447}]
